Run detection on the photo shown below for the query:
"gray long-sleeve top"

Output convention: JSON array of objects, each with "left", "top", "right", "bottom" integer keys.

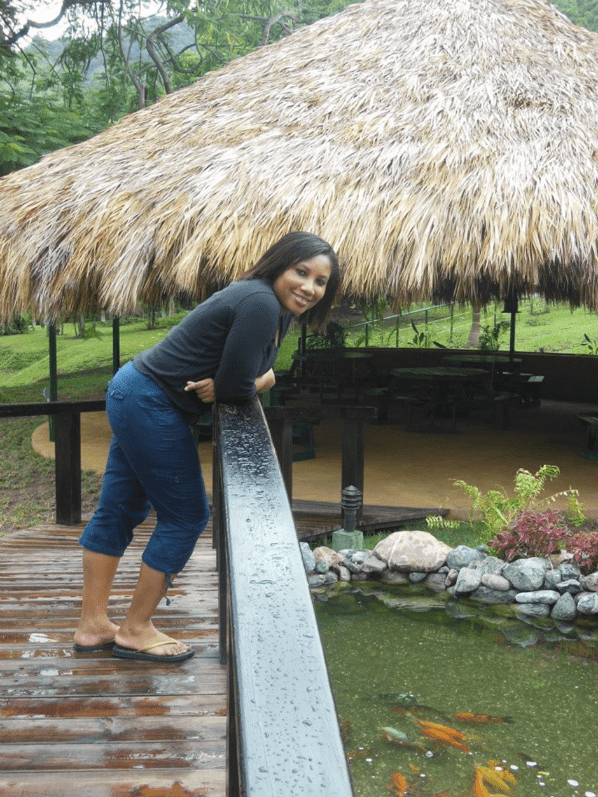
[{"left": 133, "top": 279, "right": 292, "bottom": 421}]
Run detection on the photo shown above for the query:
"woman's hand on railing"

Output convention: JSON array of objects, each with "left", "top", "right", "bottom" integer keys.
[{"left": 185, "top": 378, "right": 216, "bottom": 403}]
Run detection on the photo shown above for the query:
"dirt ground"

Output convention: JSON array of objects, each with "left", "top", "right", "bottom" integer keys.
[{"left": 30, "top": 398, "right": 598, "bottom": 522}]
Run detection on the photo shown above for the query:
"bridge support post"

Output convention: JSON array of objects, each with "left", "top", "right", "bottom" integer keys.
[{"left": 54, "top": 412, "right": 81, "bottom": 525}]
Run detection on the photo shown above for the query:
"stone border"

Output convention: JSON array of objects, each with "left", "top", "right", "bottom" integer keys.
[{"left": 301, "top": 530, "right": 598, "bottom": 626}]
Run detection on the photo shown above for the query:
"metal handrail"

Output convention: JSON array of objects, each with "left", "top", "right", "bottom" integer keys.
[
  {"left": 213, "top": 397, "right": 353, "bottom": 796},
  {"left": 345, "top": 302, "right": 455, "bottom": 346}
]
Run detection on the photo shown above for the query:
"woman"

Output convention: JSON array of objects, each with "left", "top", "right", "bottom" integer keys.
[{"left": 73, "top": 231, "right": 340, "bottom": 663}]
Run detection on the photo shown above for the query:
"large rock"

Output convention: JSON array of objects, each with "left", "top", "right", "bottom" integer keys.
[
  {"left": 300, "top": 542, "right": 316, "bottom": 574},
  {"left": 514, "top": 590, "right": 559, "bottom": 604},
  {"left": 446, "top": 545, "right": 484, "bottom": 570},
  {"left": 425, "top": 573, "right": 448, "bottom": 592},
  {"left": 477, "top": 556, "right": 506, "bottom": 577},
  {"left": 313, "top": 547, "right": 345, "bottom": 569},
  {"left": 374, "top": 531, "right": 452, "bottom": 573},
  {"left": 551, "top": 592, "right": 577, "bottom": 622},
  {"left": 470, "top": 585, "right": 519, "bottom": 604},
  {"left": 454, "top": 568, "right": 482, "bottom": 594},
  {"left": 361, "top": 554, "right": 387, "bottom": 575},
  {"left": 559, "top": 562, "right": 581, "bottom": 580},
  {"left": 581, "top": 573, "right": 598, "bottom": 592},
  {"left": 503, "top": 557, "right": 550, "bottom": 591},
  {"left": 481, "top": 573, "right": 511, "bottom": 592},
  {"left": 576, "top": 592, "right": 598, "bottom": 614}
]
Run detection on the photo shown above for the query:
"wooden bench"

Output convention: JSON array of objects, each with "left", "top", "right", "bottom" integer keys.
[
  {"left": 360, "top": 386, "right": 433, "bottom": 429},
  {"left": 578, "top": 415, "right": 598, "bottom": 461}
]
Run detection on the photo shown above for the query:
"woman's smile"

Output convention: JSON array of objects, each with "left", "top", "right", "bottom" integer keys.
[{"left": 273, "top": 254, "right": 332, "bottom": 316}]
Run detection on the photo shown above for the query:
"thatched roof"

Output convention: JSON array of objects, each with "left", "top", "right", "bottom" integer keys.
[{"left": 2, "top": 0, "right": 598, "bottom": 321}]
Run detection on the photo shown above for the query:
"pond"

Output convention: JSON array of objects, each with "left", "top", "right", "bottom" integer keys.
[{"left": 314, "top": 583, "right": 598, "bottom": 797}]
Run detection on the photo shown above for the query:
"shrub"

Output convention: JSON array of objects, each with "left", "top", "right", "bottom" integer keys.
[
  {"left": 454, "top": 465, "right": 585, "bottom": 545},
  {"left": 490, "top": 509, "right": 569, "bottom": 562},
  {"left": 581, "top": 333, "right": 598, "bottom": 356},
  {"left": 1, "top": 314, "right": 30, "bottom": 335},
  {"left": 479, "top": 319, "right": 510, "bottom": 351},
  {"left": 566, "top": 532, "right": 598, "bottom": 574},
  {"left": 307, "top": 322, "right": 347, "bottom": 350}
]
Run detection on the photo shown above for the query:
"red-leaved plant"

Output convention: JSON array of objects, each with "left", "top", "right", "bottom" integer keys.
[
  {"left": 566, "top": 533, "right": 598, "bottom": 574},
  {"left": 490, "top": 509, "right": 569, "bottom": 562}
]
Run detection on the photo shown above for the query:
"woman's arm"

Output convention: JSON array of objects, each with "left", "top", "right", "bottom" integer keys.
[
  {"left": 212, "top": 292, "right": 280, "bottom": 402},
  {"left": 186, "top": 369, "right": 275, "bottom": 402}
]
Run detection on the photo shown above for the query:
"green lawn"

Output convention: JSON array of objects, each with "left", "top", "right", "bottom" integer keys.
[
  {"left": 1, "top": 300, "right": 597, "bottom": 404},
  {"left": 345, "top": 297, "right": 598, "bottom": 353},
  {"left": 0, "top": 318, "right": 302, "bottom": 402}
]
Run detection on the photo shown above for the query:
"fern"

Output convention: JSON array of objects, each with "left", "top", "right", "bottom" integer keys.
[
  {"left": 453, "top": 466, "right": 586, "bottom": 545},
  {"left": 426, "top": 515, "right": 461, "bottom": 530}
]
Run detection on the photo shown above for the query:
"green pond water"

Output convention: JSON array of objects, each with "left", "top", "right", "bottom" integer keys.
[{"left": 313, "top": 583, "right": 598, "bottom": 797}]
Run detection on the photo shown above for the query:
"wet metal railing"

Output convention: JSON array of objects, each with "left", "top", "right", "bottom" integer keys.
[{"left": 213, "top": 396, "right": 353, "bottom": 797}]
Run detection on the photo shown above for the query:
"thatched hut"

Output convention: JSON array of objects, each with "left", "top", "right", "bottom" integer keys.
[{"left": 1, "top": 0, "right": 598, "bottom": 322}]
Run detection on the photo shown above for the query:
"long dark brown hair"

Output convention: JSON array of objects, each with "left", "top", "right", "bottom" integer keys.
[{"left": 240, "top": 231, "right": 341, "bottom": 332}]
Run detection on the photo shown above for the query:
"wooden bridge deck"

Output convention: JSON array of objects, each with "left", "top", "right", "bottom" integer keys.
[
  {"left": 0, "top": 517, "right": 227, "bottom": 797},
  {"left": 0, "top": 500, "right": 435, "bottom": 796}
]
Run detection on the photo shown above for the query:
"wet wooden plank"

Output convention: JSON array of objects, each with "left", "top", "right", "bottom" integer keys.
[
  {"left": 0, "top": 694, "right": 227, "bottom": 719},
  {"left": 0, "top": 769, "right": 225, "bottom": 797},
  {"left": 1, "top": 739, "right": 224, "bottom": 770},
  {"left": 0, "top": 714, "right": 225, "bottom": 744},
  {"left": 0, "top": 517, "right": 227, "bottom": 796}
]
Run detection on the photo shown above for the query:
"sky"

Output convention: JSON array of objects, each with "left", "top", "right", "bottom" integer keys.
[{"left": 32, "top": 1, "right": 165, "bottom": 40}]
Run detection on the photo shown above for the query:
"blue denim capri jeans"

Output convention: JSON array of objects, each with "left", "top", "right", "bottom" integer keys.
[{"left": 79, "top": 361, "right": 209, "bottom": 576}]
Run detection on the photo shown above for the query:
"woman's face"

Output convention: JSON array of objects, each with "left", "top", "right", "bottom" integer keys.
[{"left": 272, "top": 254, "right": 332, "bottom": 316}]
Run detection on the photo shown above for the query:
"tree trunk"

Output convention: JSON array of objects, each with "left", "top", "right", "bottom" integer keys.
[{"left": 466, "top": 301, "right": 482, "bottom": 348}]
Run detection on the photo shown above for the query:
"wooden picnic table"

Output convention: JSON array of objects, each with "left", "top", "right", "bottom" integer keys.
[
  {"left": 391, "top": 366, "right": 488, "bottom": 380},
  {"left": 291, "top": 350, "right": 377, "bottom": 400},
  {"left": 384, "top": 366, "right": 520, "bottom": 431},
  {"left": 442, "top": 354, "right": 522, "bottom": 366},
  {"left": 578, "top": 415, "right": 598, "bottom": 460}
]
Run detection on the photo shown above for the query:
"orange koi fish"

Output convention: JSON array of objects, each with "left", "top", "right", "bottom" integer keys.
[
  {"left": 346, "top": 748, "right": 372, "bottom": 759},
  {"left": 453, "top": 711, "right": 513, "bottom": 724},
  {"left": 415, "top": 718, "right": 467, "bottom": 740},
  {"left": 387, "top": 771, "right": 408, "bottom": 796},
  {"left": 474, "top": 765, "right": 516, "bottom": 796},
  {"left": 339, "top": 718, "right": 353, "bottom": 743},
  {"left": 414, "top": 719, "right": 470, "bottom": 752}
]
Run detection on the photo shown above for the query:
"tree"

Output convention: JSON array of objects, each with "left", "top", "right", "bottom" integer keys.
[
  {"left": 466, "top": 300, "right": 482, "bottom": 348},
  {"left": 552, "top": 0, "right": 598, "bottom": 30},
  {"left": 0, "top": 0, "right": 358, "bottom": 174},
  {"left": 0, "top": 0, "right": 90, "bottom": 49}
]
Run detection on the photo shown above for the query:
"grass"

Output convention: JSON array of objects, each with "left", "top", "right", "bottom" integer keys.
[
  {"left": 343, "top": 297, "right": 598, "bottom": 353},
  {"left": 0, "top": 415, "right": 103, "bottom": 536},
  {"left": 313, "top": 519, "right": 485, "bottom": 552},
  {"left": 0, "top": 318, "right": 301, "bottom": 396},
  {"left": 0, "top": 318, "right": 300, "bottom": 534}
]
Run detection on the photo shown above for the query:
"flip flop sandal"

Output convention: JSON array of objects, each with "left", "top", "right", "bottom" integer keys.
[{"left": 112, "top": 638, "right": 195, "bottom": 663}]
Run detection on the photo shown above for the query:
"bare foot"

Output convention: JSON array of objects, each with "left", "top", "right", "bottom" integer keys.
[{"left": 74, "top": 619, "right": 119, "bottom": 649}]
